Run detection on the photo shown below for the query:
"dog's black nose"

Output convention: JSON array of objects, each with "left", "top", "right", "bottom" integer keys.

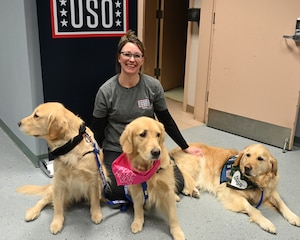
[
  {"left": 151, "top": 148, "right": 160, "bottom": 158},
  {"left": 17, "top": 122, "right": 21, "bottom": 127},
  {"left": 244, "top": 165, "right": 252, "bottom": 175}
]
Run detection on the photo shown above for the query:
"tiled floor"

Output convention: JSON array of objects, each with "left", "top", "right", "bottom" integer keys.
[{"left": 166, "top": 98, "right": 203, "bottom": 130}]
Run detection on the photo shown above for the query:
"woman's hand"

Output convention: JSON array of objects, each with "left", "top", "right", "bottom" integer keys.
[{"left": 184, "top": 146, "right": 203, "bottom": 156}]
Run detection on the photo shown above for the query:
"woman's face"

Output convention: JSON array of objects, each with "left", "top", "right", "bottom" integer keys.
[{"left": 118, "top": 42, "right": 144, "bottom": 75}]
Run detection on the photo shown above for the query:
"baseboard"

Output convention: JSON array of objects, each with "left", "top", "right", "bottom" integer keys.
[
  {"left": 207, "top": 108, "right": 292, "bottom": 150},
  {"left": 0, "top": 119, "right": 47, "bottom": 167}
]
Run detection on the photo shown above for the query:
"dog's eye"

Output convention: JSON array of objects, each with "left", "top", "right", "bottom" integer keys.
[
  {"left": 140, "top": 130, "right": 147, "bottom": 138},
  {"left": 157, "top": 133, "right": 160, "bottom": 138},
  {"left": 257, "top": 156, "right": 264, "bottom": 161},
  {"left": 246, "top": 153, "right": 251, "bottom": 157},
  {"left": 33, "top": 113, "right": 39, "bottom": 118}
]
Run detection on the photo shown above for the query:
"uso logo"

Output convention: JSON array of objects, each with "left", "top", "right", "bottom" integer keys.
[{"left": 50, "top": 0, "right": 128, "bottom": 38}]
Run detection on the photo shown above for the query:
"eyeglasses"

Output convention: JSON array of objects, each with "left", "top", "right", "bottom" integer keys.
[{"left": 120, "top": 52, "right": 143, "bottom": 60}]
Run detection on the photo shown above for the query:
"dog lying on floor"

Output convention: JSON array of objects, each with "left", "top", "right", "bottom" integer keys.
[
  {"left": 170, "top": 143, "right": 300, "bottom": 234},
  {"left": 17, "top": 102, "right": 109, "bottom": 234},
  {"left": 114, "top": 116, "right": 185, "bottom": 240}
]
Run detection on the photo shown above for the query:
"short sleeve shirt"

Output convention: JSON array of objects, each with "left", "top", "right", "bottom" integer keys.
[{"left": 93, "top": 73, "right": 167, "bottom": 152}]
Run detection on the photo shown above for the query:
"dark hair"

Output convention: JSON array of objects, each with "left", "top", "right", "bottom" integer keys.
[{"left": 115, "top": 30, "right": 145, "bottom": 73}]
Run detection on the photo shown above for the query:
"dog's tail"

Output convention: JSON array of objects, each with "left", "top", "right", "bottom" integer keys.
[{"left": 16, "top": 184, "right": 51, "bottom": 196}]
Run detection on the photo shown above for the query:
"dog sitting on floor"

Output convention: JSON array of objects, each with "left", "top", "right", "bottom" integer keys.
[
  {"left": 114, "top": 116, "right": 185, "bottom": 240},
  {"left": 170, "top": 143, "right": 300, "bottom": 234},
  {"left": 17, "top": 102, "right": 109, "bottom": 234}
]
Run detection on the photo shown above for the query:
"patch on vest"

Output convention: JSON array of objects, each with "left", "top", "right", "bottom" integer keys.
[{"left": 220, "top": 155, "right": 237, "bottom": 183}]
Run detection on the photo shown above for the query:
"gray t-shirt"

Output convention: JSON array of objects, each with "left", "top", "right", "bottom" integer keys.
[{"left": 93, "top": 73, "right": 167, "bottom": 152}]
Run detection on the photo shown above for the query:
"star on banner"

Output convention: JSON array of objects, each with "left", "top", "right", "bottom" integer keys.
[
  {"left": 115, "top": 10, "right": 122, "bottom": 17},
  {"left": 59, "top": 0, "right": 67, "bottom": 6},
  {"left": 115, "top": 0, "right": 121, "bottom": 8},
  {"left": 115, "top": 19, "right": 122, "bottom": 26},
  {"left": 60, "top": 19, "right": 68, "bottom": 27},
  {"left": 60, "top": 8, "right": 68, "bottom": 17}
]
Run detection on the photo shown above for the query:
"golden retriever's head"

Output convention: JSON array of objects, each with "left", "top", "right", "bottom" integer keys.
[
  {"left": 18, "top": 102, "right": 83, "bottom": 145},
  {"left": 234, "top": 144, "right": 278, "bottom": 179},
  {"left": 120, "top": 116, "right": 166, "bottom": 165}
]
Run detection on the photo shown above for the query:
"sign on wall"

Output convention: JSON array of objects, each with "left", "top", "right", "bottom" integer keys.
[{"left": 50, "top": 0, "right": 128, "bottom": 38}]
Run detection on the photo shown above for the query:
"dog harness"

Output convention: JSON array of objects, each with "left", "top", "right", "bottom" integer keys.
[
  {"left": 220, "top": 155, "right": 264, "bottom": 208},
  {"left": 48, "top": 124, "right": 125, "bottom": 209}
]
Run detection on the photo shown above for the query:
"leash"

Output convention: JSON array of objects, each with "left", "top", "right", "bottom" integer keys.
[{"left": 92, "top": 142, "right": 130, "bottom": 211}]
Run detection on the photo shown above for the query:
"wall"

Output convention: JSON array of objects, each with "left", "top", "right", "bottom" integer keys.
[
  {"left": 184, "top": 0, "right": 201, "bottom": 110},
  {"left": 0, "top": 0, "right": 47, "bottom": 163}
]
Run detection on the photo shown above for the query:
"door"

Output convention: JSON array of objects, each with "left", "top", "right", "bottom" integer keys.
[
  {"left": 206, "top": 0, "right": 300, "bottom": 150},
  {"left": 143, "top": 0, "right": 189, "bottom": 91}
]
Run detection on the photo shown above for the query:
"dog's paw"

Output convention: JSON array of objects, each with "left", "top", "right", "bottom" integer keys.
[
  {"left": 170, "top": 226, "right": 185, "bottom": 240},
  {"left": 25, "top": 208, "right": 40, "bottom": 221},
  {"left": 50, "top": 219, "right": 64, "bottom": 234},
  {"left": 131, "top": 221, "right": 143, "bottom": 233},
  {"left": 192, "top": 188, "right": 200, "bottom": 198},
  {"left": 286, "top": 215, "right": 300, "bottom": 227},
  {"left": 182, "top": 187, "right": 200, "bottom": 198},
  {"left": 91, "top": 212, "right": 103, "bottom": 224},
  {"left": 175, "top": 194, "right": 181, "bottom": 202},
  {"left": 258, "top": 220, "right": 276, "bottom": 234}
]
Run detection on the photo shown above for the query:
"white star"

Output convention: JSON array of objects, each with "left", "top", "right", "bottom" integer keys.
[
  {"left": 115, "top": 19, "right": 121, "bottom": 26},
  {"left": 115, "top": 10, "right": 121, "bottom": 17},
  {"left": 60, "top": 8, "right": 68, "bottom": 17},
  {"left": 61, "top": 19, "right": 68, "bottom": 27},
  {"left": 115, "top": 0, "right": 121, "bottom": 8},
  {"left": 59, "top": 0, "right": 67, "bottom": 7}
]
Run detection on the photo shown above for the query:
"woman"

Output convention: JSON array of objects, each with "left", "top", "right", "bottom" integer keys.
[{"left": 91, "top": 30, "right": 203, "bottom": 202}]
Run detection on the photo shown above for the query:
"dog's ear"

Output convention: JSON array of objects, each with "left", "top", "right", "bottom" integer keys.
[
  {"left": 48, "top": 114, "right": 66, "bottom": 140},
  {"left": 120, "top": 125, "right": 133, "bottom": 154},
  {"left": 157, "top": 121, "right": 166, "bottom": 145},
  {"left": 233, "top": 152, "right": 243, "bottom": 166},
  {"left": 270, "top": 156, "right": 278, "bottom": 176}
]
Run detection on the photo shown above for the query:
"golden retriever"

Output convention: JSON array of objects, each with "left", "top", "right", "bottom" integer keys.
[
  {"left": 117, "top": 116, "right": 185, "bottom": 240},
  {"left": 170, "top": 143, "right": 300, "bottom": 234},
  {"left": 17, "top": 102, "right": 108, "bottom": 234}
]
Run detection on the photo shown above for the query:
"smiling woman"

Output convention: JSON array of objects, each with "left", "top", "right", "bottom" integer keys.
[{"left": 90, "top": 30, "right": 204, "bottom": 204}]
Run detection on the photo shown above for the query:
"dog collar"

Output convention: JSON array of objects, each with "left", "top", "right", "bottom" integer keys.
[
  {"left": 112, "top": 153, "right": 161, "bottom": 186},
  {"left": 50, "top": 124, "right": 87, "bottom": 159}
]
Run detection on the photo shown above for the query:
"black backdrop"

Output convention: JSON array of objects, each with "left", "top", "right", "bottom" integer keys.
[{"left": 36, "top": 0, "right": 137, "bottom": 125}]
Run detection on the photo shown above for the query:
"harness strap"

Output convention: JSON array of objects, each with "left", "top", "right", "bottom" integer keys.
[
  {"left": 124, "top": 182, "right": 149, "bottom": 209},
  {"left": 255, "top": 190, "right": 264, "bottom": 208}
]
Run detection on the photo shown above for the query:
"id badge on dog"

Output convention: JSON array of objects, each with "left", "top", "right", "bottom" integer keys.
[{"left": 226, "top": 166, "right": 258, "bottom": 190}]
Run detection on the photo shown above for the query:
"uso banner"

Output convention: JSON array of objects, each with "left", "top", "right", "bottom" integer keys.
[{"left": 50, "top": 0, "right": 128, "bottom": 38}]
